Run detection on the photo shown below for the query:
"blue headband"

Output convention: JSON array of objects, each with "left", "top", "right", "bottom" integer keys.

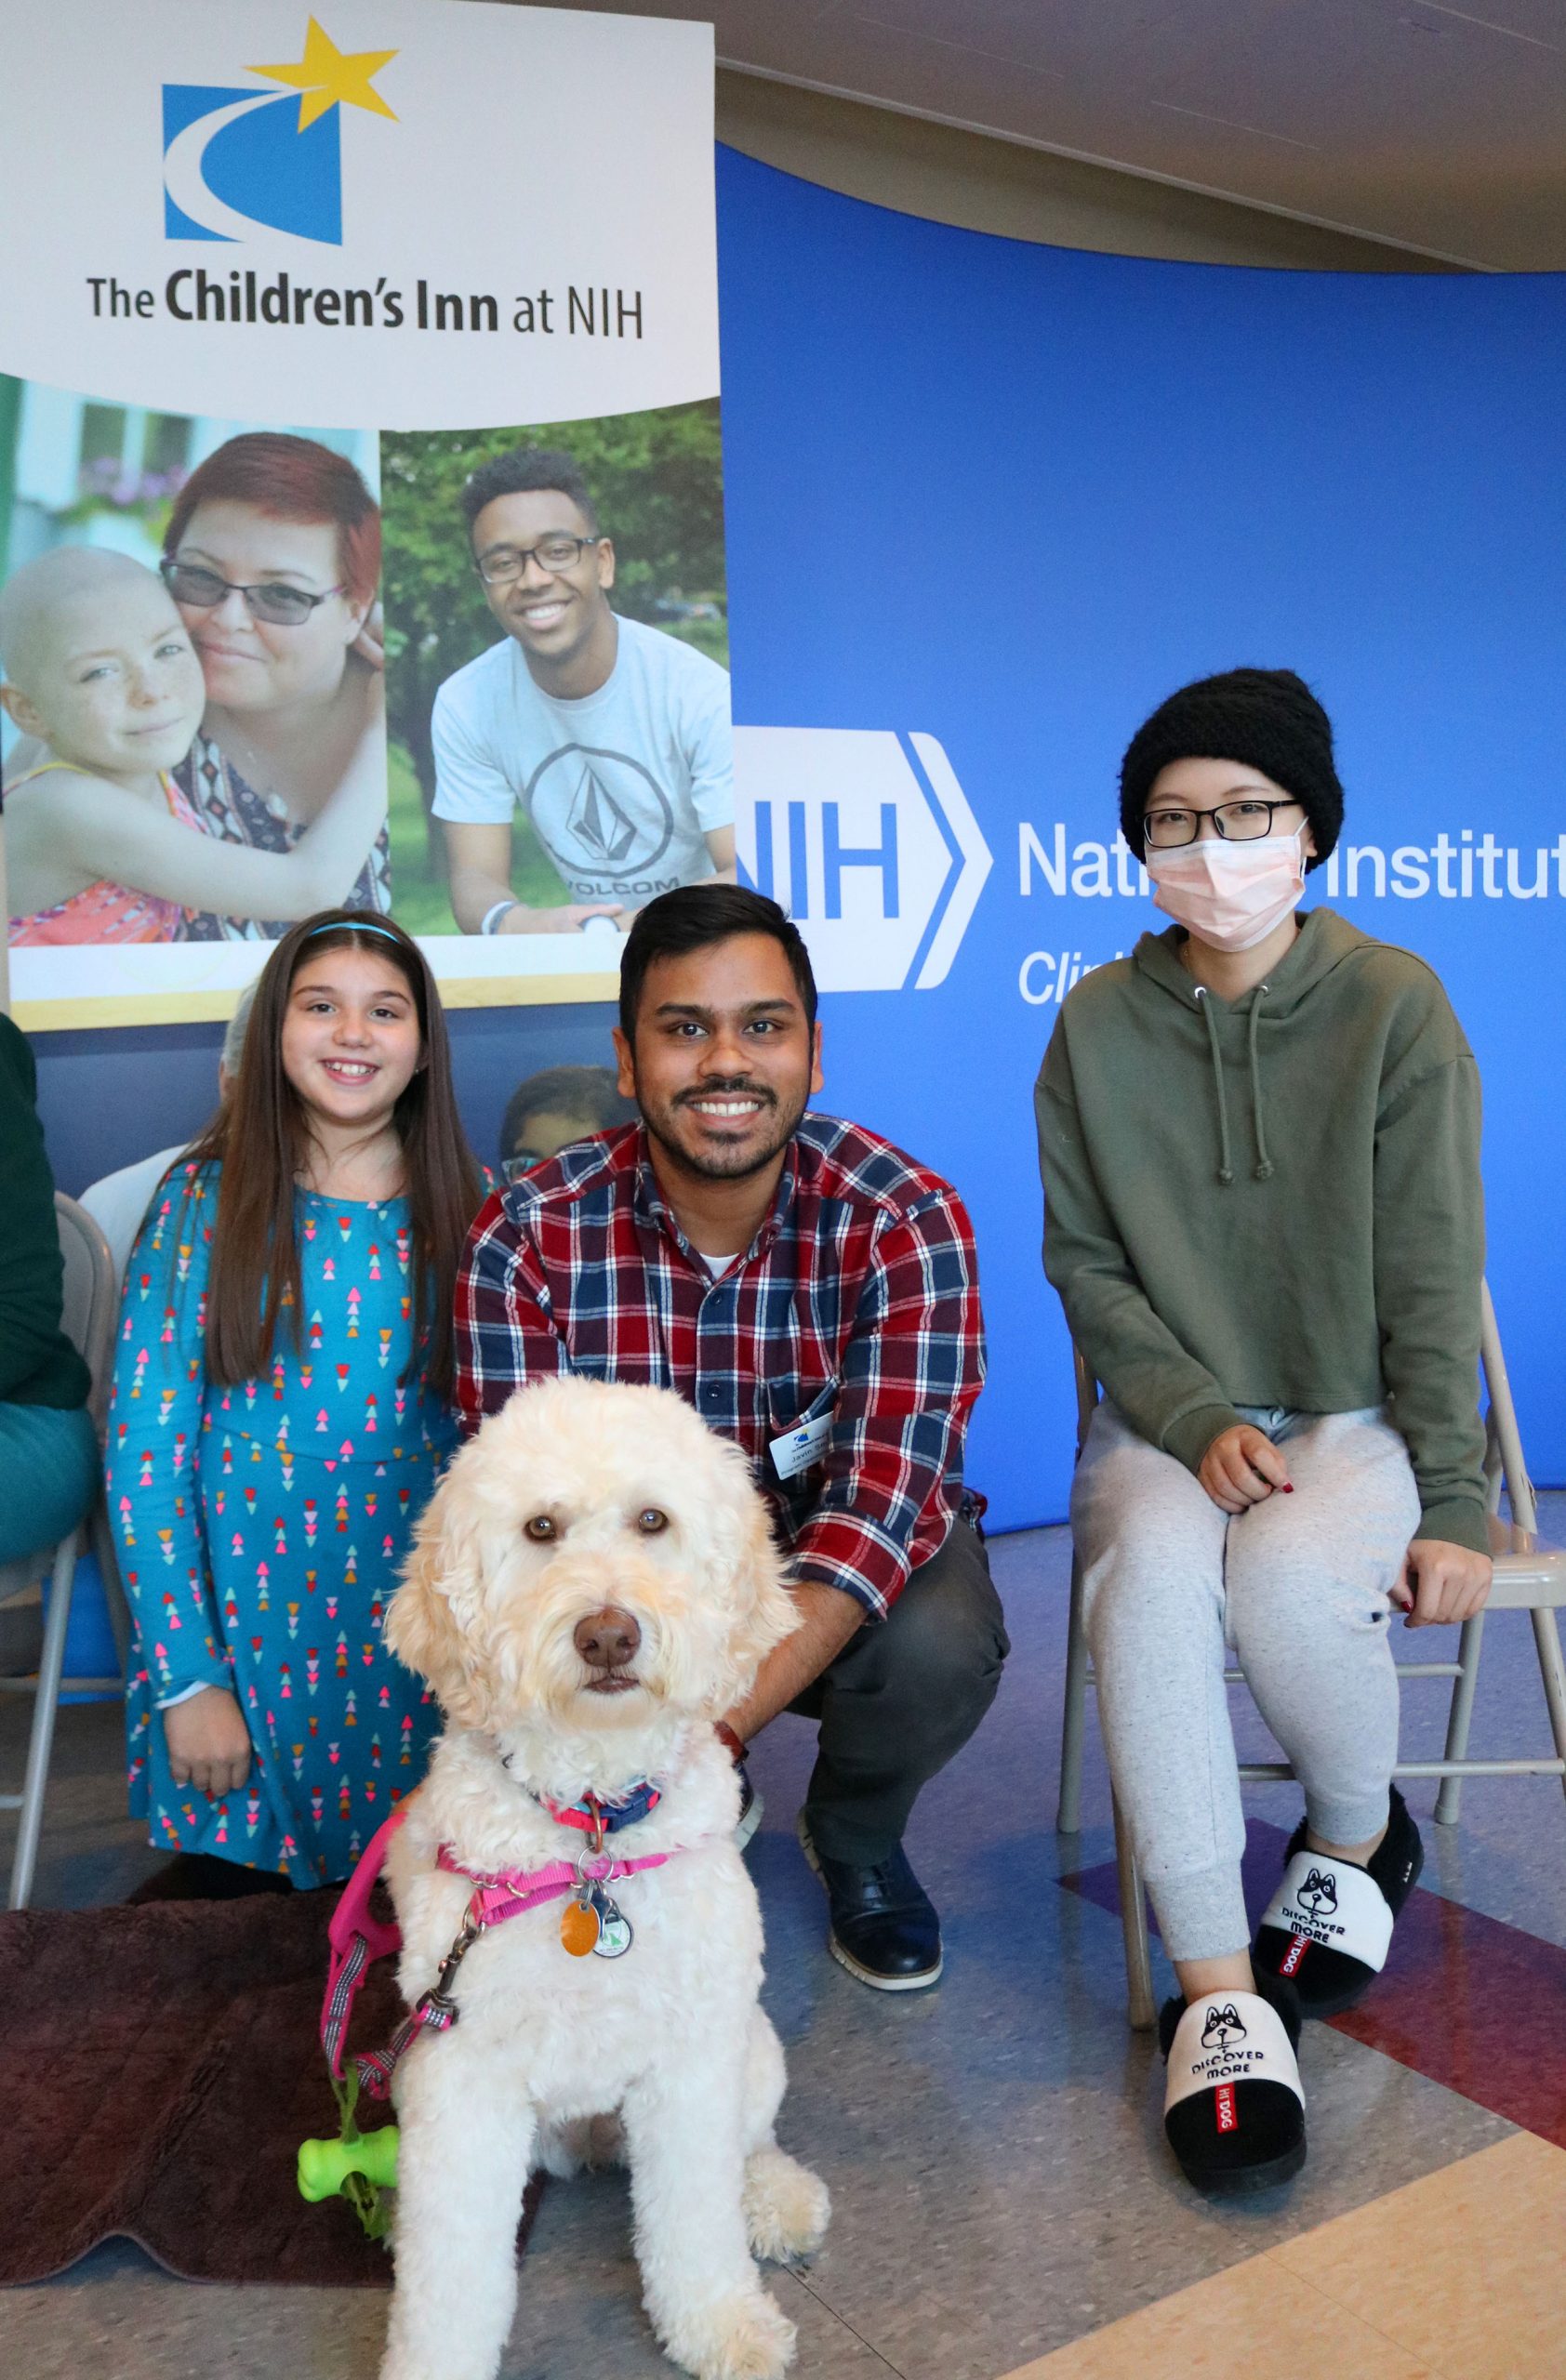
[{"left": 299, "top": 917, "right": 406, "bottom": 948}]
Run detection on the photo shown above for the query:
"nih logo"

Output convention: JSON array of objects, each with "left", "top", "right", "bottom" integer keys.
[
  {"left": 735, "top": 730, "right": 991, "bottom": 994},
  {"left": 162, "top": 18, "right": 396, "bottom": 246}
]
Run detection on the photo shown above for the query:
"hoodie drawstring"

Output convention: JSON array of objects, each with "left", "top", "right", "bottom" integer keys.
[
  {"left": 1248, "top": 985, "right": 1274, "bottom": 1180},
  {"left": 1195, "top": 983, "right": 1272, "bottom": 1185},
  {"left": 1193, "top": 987, "right": 1235, "bottom": 1186}
]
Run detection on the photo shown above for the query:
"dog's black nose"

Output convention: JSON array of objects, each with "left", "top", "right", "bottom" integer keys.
[{"left": 574, "top": 1606, "right": 642, "bottom": 1671}]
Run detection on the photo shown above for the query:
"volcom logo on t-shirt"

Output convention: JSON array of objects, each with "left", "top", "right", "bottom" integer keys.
[
  {"left": 526, "top": 741, "right": 676, "bottom": 885},
  {"left": 568, "top": 762, "right": 640, "bottom": 866}
]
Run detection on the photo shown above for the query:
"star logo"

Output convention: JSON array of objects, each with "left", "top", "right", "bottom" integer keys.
[
  {"left": 163, "top": 20, "right": 397, "bottom": 246},
  {"left": 248, "top": 19, "right": 399, "bottom": 133}
]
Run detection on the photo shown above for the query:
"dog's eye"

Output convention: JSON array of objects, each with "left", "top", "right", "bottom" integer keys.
[
  {"left": 524, "top": 1514, "right": 557, "bottom": 1542},
  {"left": 635, "top": 1508, "right": 669, "bottom": 1535}
]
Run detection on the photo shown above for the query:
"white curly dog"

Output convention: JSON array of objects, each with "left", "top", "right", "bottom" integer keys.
[{"left": 377, "top": 1374, "right": 830, "bottom": 2380}]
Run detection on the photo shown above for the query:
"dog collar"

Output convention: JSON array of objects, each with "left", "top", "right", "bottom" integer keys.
[
  {"left": 496, "top": 1748, "right": 664, "bottom": 1843},
  {"left": 537, "top": 1781, "right": 663, "bottom": 1837}
]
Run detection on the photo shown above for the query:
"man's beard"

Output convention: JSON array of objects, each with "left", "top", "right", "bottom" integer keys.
[{"left": 641, "top": 1077, "right": 807, "bottom": 1182}]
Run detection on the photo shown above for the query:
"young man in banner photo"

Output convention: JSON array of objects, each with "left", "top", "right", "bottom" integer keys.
[
  {"left": 431, "top": 448, "right": 737, "bottom": 937},
  {"left": 1035, "top": 668, "right": 1491, "bottom": 2197},
  {"left": 454, "top": 885, "right": 1007, "bottom": 1990}
]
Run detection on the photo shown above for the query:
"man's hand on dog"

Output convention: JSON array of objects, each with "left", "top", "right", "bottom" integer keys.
[
  {"left": 723, "top": 1579, "right": 866, "bottom": 1743},
  {"left": 163, "top": 1685, "right": 252, "bottom": 1797}
]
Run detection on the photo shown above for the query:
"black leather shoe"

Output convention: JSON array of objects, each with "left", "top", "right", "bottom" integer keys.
[{"left": 796, "top": 1814, "right": 943, "bottom": 1990}]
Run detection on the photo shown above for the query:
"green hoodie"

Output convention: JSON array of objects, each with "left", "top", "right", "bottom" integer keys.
[{"left": 1034, "top": 909, "right": 1487, "bottom": 1554}]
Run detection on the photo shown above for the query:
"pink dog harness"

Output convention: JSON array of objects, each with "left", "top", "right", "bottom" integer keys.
[{"left": 321, "top": 1805, "right": 674, "bottom": 2098}]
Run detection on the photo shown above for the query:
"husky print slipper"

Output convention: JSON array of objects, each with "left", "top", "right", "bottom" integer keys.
[
  {"left": 1253, "top": 1786, "right": 1424, "bottom": 2018},
  {"left": 1161, "top": 1972, "right": 1306, "bottom": 2196}
]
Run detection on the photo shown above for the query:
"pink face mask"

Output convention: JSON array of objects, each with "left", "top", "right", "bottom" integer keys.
[{"left": 1146, "top": 826, "right": 1307, "bottom": 952}]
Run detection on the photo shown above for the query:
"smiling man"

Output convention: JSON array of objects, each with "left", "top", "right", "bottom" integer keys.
[
  {"left": 431, "top": 447, "right": 737, "bottom": 937},
  {"left": 453, "top": 886, "right": 1006, "bottom": 1990}
]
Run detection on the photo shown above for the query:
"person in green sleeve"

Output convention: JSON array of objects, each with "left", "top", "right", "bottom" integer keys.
[
  {"left": 0, "top": 1010, "right": 98, "bottom": 1564},
  {"left": 1035, "top": 668, "right": 1491, "bottom": 2200}
]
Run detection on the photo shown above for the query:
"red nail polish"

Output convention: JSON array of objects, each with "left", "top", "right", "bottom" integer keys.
[{"left": 1281, "top": 1483, "right": 1294, "bottom": 1494}]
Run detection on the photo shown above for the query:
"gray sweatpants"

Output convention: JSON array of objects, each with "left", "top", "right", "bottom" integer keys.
[{"left": 1072, "top": 1401, "right": 1421, "bottom": 1962}]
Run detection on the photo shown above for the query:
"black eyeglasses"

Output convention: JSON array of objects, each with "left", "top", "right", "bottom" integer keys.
[
  {"left": 1143, "top": 798, "right": 1303, "bottom": 850},
  {"left": 475, "top": 535, "right": 601, "bottom": 588},
  {"left": 161, "top": 559, "right": 345, "bottom": 628}
]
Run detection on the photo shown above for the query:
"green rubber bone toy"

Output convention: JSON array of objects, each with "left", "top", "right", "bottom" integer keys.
[{"left": 298, "top": 2070, "right": 399, "bottom": 2240}]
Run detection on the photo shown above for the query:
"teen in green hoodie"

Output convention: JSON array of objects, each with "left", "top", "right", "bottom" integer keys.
[{"left": 1035, "top": 668, "right": 1490, "bottom": 2198}]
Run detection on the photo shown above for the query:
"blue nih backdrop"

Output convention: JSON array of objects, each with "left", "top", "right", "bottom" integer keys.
[
  {"left": 33, "top": 147, "right": 1566, "bottom": 1530},
  {"left": 714, "top": 148, "right": 1566, "bottom": 1527}
]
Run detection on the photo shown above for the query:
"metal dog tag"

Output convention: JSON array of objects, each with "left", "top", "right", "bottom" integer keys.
[
  {"left": 590, "top": 1884, "right": 633, "bottom": 1960},
  {"left": 560, "top": 1892, "right": 600, "bottom": 1957}
]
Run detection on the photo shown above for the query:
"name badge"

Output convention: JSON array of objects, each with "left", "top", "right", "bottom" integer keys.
[{"left": 770, "top": 1408, "right": 834, "bottom": 1481}]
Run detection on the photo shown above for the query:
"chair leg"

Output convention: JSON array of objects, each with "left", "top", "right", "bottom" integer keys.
[
  {"left": 1529, "top": 1607, "right": 1566, "bottom": 1806},
  {"left": 7, "top": 1528, "right": 79, "bottom": 1911},
  {"left": 1112, "top": 1789, "right": 1157, "bottom": 2031},
  {"left": 89, "top": 1498, "right": 131, "bottom": 1680},
  {"left": 1057, "top": 1554, "right": 1089, "bottom": 1835},
  {"left": 1434, "top": 1610, "right": 1486, "bottom": 1826}
]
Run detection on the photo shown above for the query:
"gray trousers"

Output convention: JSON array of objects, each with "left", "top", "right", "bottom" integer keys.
[
  {"left": 790, "top": 1520, "right": 1009, "bottom": 1866},
  {"left": 1072, "top": 1402, "right": 1420, "bottom": 1962}
]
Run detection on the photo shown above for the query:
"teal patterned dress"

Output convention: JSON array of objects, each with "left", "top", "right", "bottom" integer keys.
[{"left": 106, "top": 1162, "right": 454, "bottom": 1886}]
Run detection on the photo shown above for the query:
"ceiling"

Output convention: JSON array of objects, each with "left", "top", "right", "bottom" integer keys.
[{"left": 542, "top": 0, "right": 1566, "bottom": 271}]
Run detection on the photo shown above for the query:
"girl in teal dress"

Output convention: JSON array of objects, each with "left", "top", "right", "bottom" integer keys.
[{"left": 107, "top": 908, "right": 484, "bottom": 1889}]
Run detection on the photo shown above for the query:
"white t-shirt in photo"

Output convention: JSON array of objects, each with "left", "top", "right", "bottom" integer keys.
[{"left": 430, "top": 615, "right": 733, "bottom": 906}]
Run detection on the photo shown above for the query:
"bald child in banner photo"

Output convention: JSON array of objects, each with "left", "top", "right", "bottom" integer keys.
[{"left": 0, "top": 549, "right": 382, "bottom": 943}]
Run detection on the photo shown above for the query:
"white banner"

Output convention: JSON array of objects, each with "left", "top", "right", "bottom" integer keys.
[
  {"left": 0, "top": 1, "right": 727, "bottom": 1028},
  {"left": 0, "top": 0, "right": 718, "bottom": 430}
]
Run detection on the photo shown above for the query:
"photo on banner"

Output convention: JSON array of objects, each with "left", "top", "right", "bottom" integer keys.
[
  {"left": 0, "top": 376, "right": 388, "bottom": 955},
  {"left": 0, "top": 0, "right": 723, "bottom": 1026},
  {"left": 379, "top": 398, "right": 732, "bottom": 942}
]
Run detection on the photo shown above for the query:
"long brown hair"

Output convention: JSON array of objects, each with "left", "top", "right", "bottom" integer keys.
[{"left": 184, "top": 911, "right": 484, "bottom": 1400}]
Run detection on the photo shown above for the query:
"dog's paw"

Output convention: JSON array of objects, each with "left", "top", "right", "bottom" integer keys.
[
  {"left": 663, "top": 2284, "right": 797, "bottom": 2380},
  {"left": 536, "top": 2118, "right": 589, "bottom": 2179},
  {"left": 743, "top": 2146, "right": 830, "bottom": 2265},
  {"left": 537, "top": 2112, "right": 627, "bottom": 2178},
  {"left": 583, "top": 2110, "right": 626, "bottom": 2169}
]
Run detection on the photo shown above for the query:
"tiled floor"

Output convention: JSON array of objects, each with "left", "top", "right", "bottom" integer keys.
[
  {"left": 3, "top": 1501, "right": 1564, "bottom": 2379},
  {"left": 1003, "top": 2132, "right": 1566, "bottom": 2380}
]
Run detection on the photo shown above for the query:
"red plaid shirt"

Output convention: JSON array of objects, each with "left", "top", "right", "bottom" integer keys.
[{"left": 454, "top": 1117, "right": 986, "bottom": 1620}]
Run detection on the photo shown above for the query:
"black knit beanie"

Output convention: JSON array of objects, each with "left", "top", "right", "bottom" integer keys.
[{"left": 1119, "top": 668, "right": 1343, "bottom": 872}]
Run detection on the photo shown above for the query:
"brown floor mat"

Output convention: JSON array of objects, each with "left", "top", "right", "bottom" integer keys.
[{"left": 0, "top": 1889, "right": 540, "bottom": 2286}]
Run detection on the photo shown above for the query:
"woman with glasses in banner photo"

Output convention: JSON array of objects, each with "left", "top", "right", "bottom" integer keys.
[
  {"left": 1034, "top": 668, "right": 1490, "bottom": 2200},
  {"left": 159, "top": 431, "right": 393, "bottom": 939},
  {"left": 0, "top": 432, "right": 390, "bottom": 945}
]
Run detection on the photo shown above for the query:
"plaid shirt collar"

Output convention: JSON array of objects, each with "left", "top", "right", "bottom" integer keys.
[{"left": 627, "top": 1122, "right": 802, "bottom": 1274}]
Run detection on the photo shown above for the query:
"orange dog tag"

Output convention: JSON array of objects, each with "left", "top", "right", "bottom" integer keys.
[{"left": 560, "top": 1897, "right": 600, "bottom": 1957}]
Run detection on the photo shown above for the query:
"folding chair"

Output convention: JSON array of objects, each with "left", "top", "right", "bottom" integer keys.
[
  {"left": 0, "top": 1195, "right": 121, "bottom": 1909},
  {"left": 1055, "top": 1284, "right": 1566, "bottom": 2029}
]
